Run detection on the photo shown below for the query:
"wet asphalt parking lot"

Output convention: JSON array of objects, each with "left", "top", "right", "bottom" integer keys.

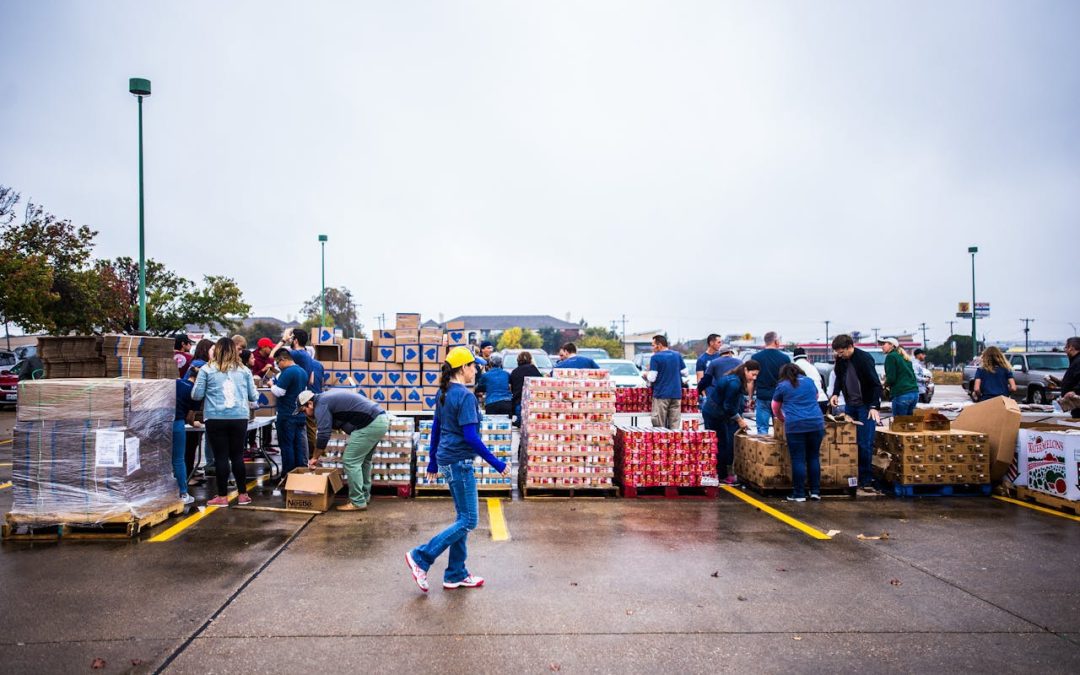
[{"left": 0, "top": 387, "right": 1078, "bottom": 674}]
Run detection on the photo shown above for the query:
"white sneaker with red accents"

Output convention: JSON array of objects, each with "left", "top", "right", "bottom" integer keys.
[
  {"left": 405, "top": 551, "right": 428, "bottom": 592},
  {"left": 443, "top": 575, "right": 485, "bottom": 589}
]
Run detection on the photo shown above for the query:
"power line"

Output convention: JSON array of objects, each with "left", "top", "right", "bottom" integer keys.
[
  {"left": 1020, "top": 318, "right": 1035, "bottom": 352},
  {"left": 918, "top": 322, "right": 928, "bottom": 347}
]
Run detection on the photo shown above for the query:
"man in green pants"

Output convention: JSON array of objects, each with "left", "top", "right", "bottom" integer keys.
[{"left": 300, "top": 389, "right": 389, "bottom": 511}]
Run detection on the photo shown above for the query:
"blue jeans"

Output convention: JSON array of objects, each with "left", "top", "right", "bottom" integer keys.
[
  {"left": 755, "top": 399, "right": 772, "bottom": 434},
  {"left": 411, "top": 460, "right": 479, "bottom": 584},
  {"left": 276, "top": 412, "right": 309, "bottom": 475},
  {"left": 849, "top": 404, "right": 877, "bottom": 487},
  {"left": 786, "top": 428, "right": 824, "bottom": 498},
  {"left": 171, "top": 419, "right": 189, "bottom": 496},
  {"left": 891, "top": 391, "right": 918, "bottom": 417}
]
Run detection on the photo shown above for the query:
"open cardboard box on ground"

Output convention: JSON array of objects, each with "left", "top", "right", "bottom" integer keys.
[
  {"left": 283, "top": 468, "right": 344, "bottom": 511},
  {"left": 952, "top": 397, "right": 1022, "bottom": 481}
]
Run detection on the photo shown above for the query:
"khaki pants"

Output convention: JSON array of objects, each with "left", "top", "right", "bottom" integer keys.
[
  {"left": 344, "top": 414, "right": 390, "bottom": 506},
  {"left": 651, "top": 397, "right": 682, "bottom": 430},
  {"left": 306, "top": 415, "right": 317, "bottom": 461}
]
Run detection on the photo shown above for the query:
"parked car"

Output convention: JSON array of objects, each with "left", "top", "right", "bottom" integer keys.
[
  {"left": 575, "top": 348, "right": 610, "bottom": 362},
  {"left": 595, "top": 359, "right": 648, "bottom": 388},
  {"left": 500, "top": 349, "right": 554, "bottom": 377},
  {"left": 0, "top": 371, "right": 17, "bottom": 408},
  {"left": 962, "top": 352, "right": 1068, "bottom": 404}
]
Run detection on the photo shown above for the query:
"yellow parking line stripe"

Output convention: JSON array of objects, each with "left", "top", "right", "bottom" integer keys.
[
  {"left": 486, "top": 498, "right": 510, "bottom": 541},
  {"left": 720, "top": 485, "right": 832, "bottom": 540},
  {"left": 0, "top": 462, "right": 11, "bottom": 466},
  {"left": 993, "top": 495, "right": 1080, "bottom": 523},
  {"left": 0, "top": 481, "right": 12, "bottom": 490},
  {"left": 149, "top": 478, "right": 263, "bottom": 542},
  {"left": 0, "top": 439, "right": 12, "bottom": 445}
]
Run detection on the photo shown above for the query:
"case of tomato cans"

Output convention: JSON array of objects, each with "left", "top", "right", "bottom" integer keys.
[
  {"left": 614, "top": 426, "right": 718, "bottom": 488},
  {"left": 415, "top": 416, "right": 515, "bottom": 492},
  {"left": 521, "top": 371, "right": 617, "bottom": 490}
]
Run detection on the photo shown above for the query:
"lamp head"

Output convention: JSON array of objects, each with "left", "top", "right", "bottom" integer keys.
[
  {"left": 129, "top": 78, "right": 151, "bottom": 97},
  {"left": 318, "top": 234, "right": 328, "bottom": 242},
  {"left": 968, "top": 246, "right": 978, "bottom": 254}
]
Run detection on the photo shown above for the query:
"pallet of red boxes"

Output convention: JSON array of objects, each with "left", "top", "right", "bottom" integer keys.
[
  {"left": 614, "top": 427, "right": 719, "bottom": 498},
  {"left": 520, "top": 369, "right": 617, "bottom": 496},
  {"left": 614, "top": 388, "right": 699, "bottom": 414}
]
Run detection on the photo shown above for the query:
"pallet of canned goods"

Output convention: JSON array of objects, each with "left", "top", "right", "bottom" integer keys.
[
  {"left": 316, "top": 414, "right": 414, "bottom": 497},
  {"left": 415, "top": 416, "right": 515, "bottom": 494}
]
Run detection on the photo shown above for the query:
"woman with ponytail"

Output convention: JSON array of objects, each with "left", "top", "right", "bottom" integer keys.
[
  {"left": 406, "top": 347, "right": 511, "bottom": 593},
  {"left": 879, "top": 337, "right": 919, "bottom": 416},
  {"left": 772, "top": 363, "right": 825, "bottom": 502},
  {"left": 701, "top": 360, "right": 760, "bottom": 485}
]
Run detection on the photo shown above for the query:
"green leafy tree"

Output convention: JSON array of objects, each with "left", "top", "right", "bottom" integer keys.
[
  {"left": 300, "top": 286, "right": 363, "bottom": 338},
  {"left": 520, "top": 328, "right": 543, "bottom": 349},
  {"left": 926, "top": 335, "right": 977, "bottom": 368},
  {"left": 538, "top": 326, "right": 561, "bottom": 354},
  {"left": 238, "top": 319, "right": 291, "bottom": 346},
  {"left": 496, "top": 327, "right": 522, "bottom": 350},
  {"left": 579, "top": 325, "right": 623, "bottom": 358}
]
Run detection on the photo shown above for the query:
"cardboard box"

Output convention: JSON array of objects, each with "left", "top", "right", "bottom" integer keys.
[
  {"left": 343, "top": 339, "right": 369, "bottom": 362},
  {"left": 953, "top": 396, "right": 1022, "bottom": 481},
  {"left": 314, "top": 344, "right": 341, "bottom": 363},
  {"left": 402, "top": 365, "right": 422, "bottom": 387},
  {"left": 377, "top": 329, "right": 396, "bottom": 341},
  {"left": 406, "top": 403, "right": 425, "bottom": 412},
  {"left": 255, "top": 388, "right": 277, "bottom": 417},
  {"left": 351, "top": 365, "right": 369, "bottom": 387},
  {"left": 446, "top": 328, "right": 467, "bottom": 347},
  {"left": 396, "top": 345, "right": 421, "bottom": 364},
  {"left": 396, "top": 313, "right": 421, "bottom": 329},
  {"left": 422, "top": 386, "right": 440, "bottom": 410},
  {"left": 395, "top": 330, "right": 419, "bottom": 345},
  {"left": 420, "top": 328, "right": 443, "bottom": 343},
  {"left": 313, "top": 326, "right": 341, "bottom": 346},
  {"left": 405, "top": 386, "right": 423, "bottom": 404},
  {"left": 326, "top": 370, "right": 355, "bottom": 388},
  {"left": 1018, "top": 427, "right": 1080, "bottom": 500},
  {"left": 421, "top": 369, "right": 441, "bottom": 387},
  {"left": 283, "top": 468, "right": 344, "bottom": 511},
  {"left": 373, "top": 344, "right": 397, "bottom": 363},
  {"left": 369, "top": 387, "right": 387, "bottom": 403},
  {"left": 386, "top": 386, "right": 405, "bottom": 405},
  {"left": 384, "top": 367, "right": 406, "bottom": 387},
  {"left": 421, "top": 344, "right": 446, "bottom": 365}
]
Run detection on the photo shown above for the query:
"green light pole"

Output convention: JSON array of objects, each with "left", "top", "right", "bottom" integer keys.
[
  {"left": 319, "top": 234, "right": 328, "bottom": 327},
  {"left": 129, "top": 77, "right": 151, "bottom": 332},
  {"left": 968, "top": 245, "right": 978, "bottom": 358}
]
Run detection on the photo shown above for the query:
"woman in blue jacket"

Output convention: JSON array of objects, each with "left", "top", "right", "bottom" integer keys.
[
  {"left": 406, "top": 347, "right": 511, "bottom": 593},
  {"left": 192, "top": 337, "right": 258, "bottom": 507},
  {"left": 772, "top": 364, "right": 826, "bottom": 502},
  {"left": 701, "top": 360, "right": 760, "bottom": 485}
]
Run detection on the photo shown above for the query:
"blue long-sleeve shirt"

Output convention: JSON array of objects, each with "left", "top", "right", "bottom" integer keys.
[{"left": 426, "top": 416, "right": 507, "bottom": 474}]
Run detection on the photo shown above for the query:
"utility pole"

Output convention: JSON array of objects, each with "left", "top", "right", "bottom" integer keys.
[
  {"left": 824, "top": 320, "right": 831, "bottom": 345},
  {"left": 918, "top": 322, "right": 928, "bottom": 348},
  {"left": 947, "top": 320, "right": 956, "bottom": 337},
  {"left": 872, "top": 327, "right": 880, "bottom": 342},
  {"left": 1020, "top": 318, "right": 1034, "bottom": 352},
  {"left": 969, "top": 246, "right": 979, "bottom": 357},
  {"left": 377, "top": 313, "right": 385, "bottom": 331}
]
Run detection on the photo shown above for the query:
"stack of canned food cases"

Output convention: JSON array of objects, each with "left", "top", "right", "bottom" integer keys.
[{"left": 416, "top": 415, "right": 515, "bottom": 493}]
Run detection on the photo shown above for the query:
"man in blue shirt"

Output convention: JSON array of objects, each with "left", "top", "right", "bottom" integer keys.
[
  {"left": 270, "top": 350, "right": 310, "bottom": 476},
  {"left": 751, "top": 331, "right": 792, "bottom": 435},
  {"left": 554, "top": 343, "right": 600, "bottom": 370},
  {"left": 695, "top": 334, "right": 723, "bottom": 382},
  {"left": 271, "top": 327, "right": 325, "bottom": 455},
  {"left": 644, "top": 335, "right": 686, "bottom": 429},
  {"left": 697, "top": 345, "right": 742, "bottom": 396},
  {"left": 477, "top": 353, "right": 514, "bottom": 415}
]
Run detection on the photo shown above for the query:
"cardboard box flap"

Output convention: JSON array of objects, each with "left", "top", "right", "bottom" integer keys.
[
  {"left": 953, "top": 397, "right": 1022, "bottom": 482},
  {"left": 284, "top": 468, "right": 344, "bottom": 494}
]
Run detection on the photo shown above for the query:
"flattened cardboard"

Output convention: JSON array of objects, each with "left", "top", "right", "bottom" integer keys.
[{"left": 953, "top": 396, "right": 1022, "bottom": 481}]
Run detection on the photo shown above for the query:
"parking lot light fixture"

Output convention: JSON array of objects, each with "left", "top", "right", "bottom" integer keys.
[
  {"left": 129, "top": 77, "right": 151, "bottom": 332},
  {"left": 969, "top": 246, "right": 978, "bottom": 357}
]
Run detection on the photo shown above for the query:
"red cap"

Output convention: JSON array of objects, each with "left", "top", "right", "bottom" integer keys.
[{"left": 257, "top": 337, "right": 275, "bottom": 349}]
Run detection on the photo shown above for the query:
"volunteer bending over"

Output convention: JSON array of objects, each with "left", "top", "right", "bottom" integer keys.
[{"left": 406, "top": 347, "right": 511, "bottom": 593}]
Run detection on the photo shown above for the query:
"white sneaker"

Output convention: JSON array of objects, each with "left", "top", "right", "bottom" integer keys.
[
  {"left": 181, "top": 494, "right": 195, "bottom": 505},
  {"left": 443, "top": 575, "right": 485, "bottom": 589},
  {"left": 809, "top": 494, "right": 821, "bottom": 501},
  {"left": 786, "top": 496, "right": 806, "bottom": 503},
  {"left": 405, "top": 551, "right": 428, "bottom": 592}
]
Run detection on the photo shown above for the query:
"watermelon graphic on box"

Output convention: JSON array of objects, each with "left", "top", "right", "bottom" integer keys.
[{"left": 1023, "top": 430, "right": 1080, "bottom": 502}]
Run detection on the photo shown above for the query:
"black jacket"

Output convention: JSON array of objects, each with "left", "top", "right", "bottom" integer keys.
[
  {"left": 1062, "top": 352, "right": 1080, "bottom": 418},
  {"left": 831, "top": 348, "right": 883, "bottom": 410},
  {"left": 510, "top": 364, "right": 542, "bottom": 411}
]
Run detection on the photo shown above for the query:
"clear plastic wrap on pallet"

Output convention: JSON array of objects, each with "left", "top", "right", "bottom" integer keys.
[{"left": 10, "top": 378, "right": 180, "bottom": 524}]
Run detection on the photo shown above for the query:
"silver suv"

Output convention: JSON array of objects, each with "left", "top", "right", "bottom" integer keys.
[{"left": 963, "top": 352, "right": 1069, "bottom": 403}]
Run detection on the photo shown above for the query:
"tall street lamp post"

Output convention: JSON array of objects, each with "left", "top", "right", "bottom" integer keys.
[
  {"left": 129, "top": 77, "right": 151, "bottom": 332},
  {"left": 969, "top": 246, "right": 978, "bottom": 358},
  {"left": 319, "top": 234, "right": 328, "bottom": 327}
]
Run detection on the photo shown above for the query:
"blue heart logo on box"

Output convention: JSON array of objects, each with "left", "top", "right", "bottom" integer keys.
[
  {"left": 424, "top": 396, "right": 438, "bottom": 408},
  {"left": 380, "top": 348, "right": 393, "bottom": 359},
  {"left": 407, "top": 389, "right": 421, "bottom": 402},
  {"left": 381, "top": 330, "right": 393, "bottom": 339},
  {"left": 335, "top": 372, "right": 348, "bottom": 383},
  {"left": 258, "top": 393, "right": 269, "bottom": 405},
  {"left": 423, "top": 347, "right": 437, "bottom": 361},
  {"left": 450, "top": 332, "right": 463, "bottom": 342},
  {"left": 371, "top": 373, "right": 384, "bottom": 384},
  {"left": 388, "top": 372, "right": 401, "bottom": 384},
  {"left": 390, "top": 390, "right": 404, "bottom": 401},
  {"left": 321, "top": 329, "right": 333, "bottom": 342},
  {"left": 423, "top": 372, "right": 438, "bottom": 385},
  {"left": 373, "top": 390, "right": 386, "bottom": 401},
  {"left": 354, "top": 372, "right": 367, "bottom": 384},
  {"left": 322, "top": 372, "right": 330, "bottom": 382},
  {"left": 405, "top": 347, "right": 418, "bottom": 360},
  {"left": 405, "top": 372, "right": 419, "bottom": 385}
]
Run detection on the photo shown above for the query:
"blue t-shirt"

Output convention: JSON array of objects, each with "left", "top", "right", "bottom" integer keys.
[
  {"left": 696, "top": 351, "right": 722, "bottom": 373},
  {"left": 704, "top": 356, "right": 742, "bottom": 382},
  {"left": 555, "top": 355, "right": 600, "bottom": 369},
  {"left": 274, "top": 364, "right": 308, "bottom": 414},
  {"left": 752, "top": 348, "right": 792, "bottom": 401},
  {"left": 772, "top": 377, "right": 825, "bottom": 434},
  {"left": 650, "top": 349, "right": 685, "bottom": 400},
  {"left": 975, "top": 367, "right": 1012, "bottom": 399},
  {"left": 478, "top": 368, "right": 512, "bottom": 404},
  {"left": 175, "top": 378, "right": 195, "bottom": 421},
  {"left": 435, "top": 383, "right": 481, "bottom": 464},
  {"left": 290, "top": 349, "right": 324, "bottom": 393}
]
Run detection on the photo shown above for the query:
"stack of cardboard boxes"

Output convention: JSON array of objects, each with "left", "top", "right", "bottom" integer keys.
[
  {"left": 10, "top": 378, "right": 180, "bottom": 524},
  {"left": 733, "top": 416, "right": 859, "bottom": 491},
  {"left": 521, "top": 370, "right": 617, "bottom": 490},
  {"left": 313, "top": 313, "right": 450, "bottom": 412},
  {"left": 873, "top": 414, "right": 991, "bottom": 486},
  {"left": 103, "top": 336, "right": 176, "bottom": 379},
  {"left": 37, "top": 336, "right": 107, "bottom": 378}
]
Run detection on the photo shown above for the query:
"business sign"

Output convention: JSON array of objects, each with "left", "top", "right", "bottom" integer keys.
[{"left": 957, "top": 301, "right": 989, "bottom": 319}]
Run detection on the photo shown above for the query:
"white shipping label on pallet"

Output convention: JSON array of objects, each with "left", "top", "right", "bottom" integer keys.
[
  {"left": 125, "top": 437, "right": 141, "bottom": 475},
  {"left": 94, "top": 429, "right": 126, "bottom": 468}
]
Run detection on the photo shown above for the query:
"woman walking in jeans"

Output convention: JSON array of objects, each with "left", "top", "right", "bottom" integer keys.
[
  {"left": 772, "top": 364, "right": 826, "bottom": 502},
  {"left": 406, "top": 347, "right": 511, "bottom": 592},
  {"left": 192, "top": 337, "right": 258, "bottom": 507}
]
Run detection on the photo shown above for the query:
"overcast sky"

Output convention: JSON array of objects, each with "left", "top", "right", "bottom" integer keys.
[{"left": 1, "top": 1, "right": 1076, "bottom": 346}]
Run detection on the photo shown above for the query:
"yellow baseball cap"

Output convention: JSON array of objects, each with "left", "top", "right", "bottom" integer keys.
[{"left": 446, "top": 346, "right": 476, "bottom": 369}]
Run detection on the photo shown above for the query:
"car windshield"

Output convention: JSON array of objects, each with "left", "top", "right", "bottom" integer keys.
[
  {"left": 1026, "top": 354, "right": 1069, "bottom": 370},
  {"left": 867, "top": 350, "right": 886, "bottom": 366},
  {"left": 577, "top": 349, "right": 608, "bottom": 360},
  {"left": 509, "top": 351, "right": 552, "bottom": 369},
  {"left": 0, "top": 353, "right": 15, "bottom": 366},
  {"left": 603, "top": 363, "right": 640, "bottom": 376}
]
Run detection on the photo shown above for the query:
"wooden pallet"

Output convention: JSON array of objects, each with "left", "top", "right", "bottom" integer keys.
[
  {"left": 1015, "top": 487, "right": 1080, "bottom": 516},
  {"left": 739, "top": 481, "right": 858, "bottom": 499},
  {"left": 522, "top": 486, "right": 618, "bottom": 500},
  {"left": 3, "top": 499, "right": 186, "bottom": 541},
  {"left": 620, "top": 485, "right": 719, "bottom": 499},
  {"left": 891, "top": 483, "right": 992, "bottom": 498},
  {"left": 415, "top": 485, "right": 513, "bottom": 498},
  {"left": 370, "top": 483, "right": 413, "bottom": 499}
]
